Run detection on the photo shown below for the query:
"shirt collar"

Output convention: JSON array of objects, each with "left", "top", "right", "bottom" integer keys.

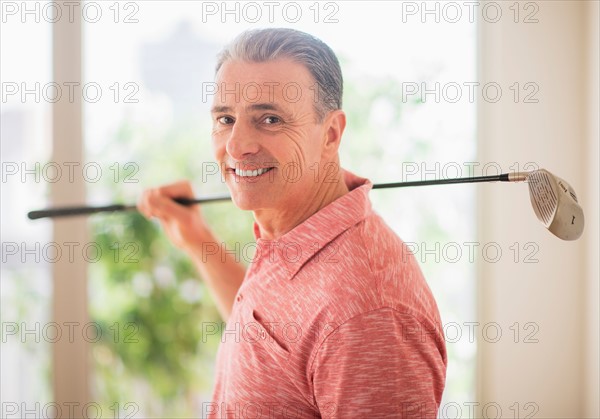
[{"left": 252, "top": 169, "right": 373, "bottom": 280}]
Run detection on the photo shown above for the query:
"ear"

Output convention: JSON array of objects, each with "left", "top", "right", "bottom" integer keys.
[{"left": 321, "top": 110, "right": 346, "bottom": 158}]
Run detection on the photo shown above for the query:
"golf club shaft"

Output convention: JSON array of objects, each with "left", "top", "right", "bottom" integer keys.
[
  {"left": 27, "top": 172, "right": 526, "bottom": 220},
  {"left": 26, "top": 196, "right": 231, "bottom": 220}
]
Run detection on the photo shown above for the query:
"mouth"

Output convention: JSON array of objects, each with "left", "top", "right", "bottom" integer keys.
[{"left": 229, "top": 166, "right": 275, "bottom": 179}]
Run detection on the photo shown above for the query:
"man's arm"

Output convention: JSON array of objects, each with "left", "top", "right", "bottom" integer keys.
[
  {"left": 311, "top": 307, "right": 447, "bottom": 418},
  {"left": 138, "top": 180, "right": 246, "bottom": 321}
]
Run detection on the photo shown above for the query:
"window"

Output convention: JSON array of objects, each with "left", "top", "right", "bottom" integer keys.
[{"left": 1, "top": 3, "right": 53, "bottom": 410}]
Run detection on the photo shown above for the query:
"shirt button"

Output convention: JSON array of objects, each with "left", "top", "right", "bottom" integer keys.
[{"left": 236, "top": 294, "right": 243, "bottom": 302}]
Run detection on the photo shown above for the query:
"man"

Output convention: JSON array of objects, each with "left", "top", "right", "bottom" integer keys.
[{"left": 138, "top": 28, "right": 446, "bottom": 418}]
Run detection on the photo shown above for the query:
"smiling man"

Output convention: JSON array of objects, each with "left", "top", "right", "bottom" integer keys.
[
  {"left": 210, "top": 57, "right": 349, "bottom": 235},
  {"left": 138, "top": 28, "right": 447, "bottom": 418}
]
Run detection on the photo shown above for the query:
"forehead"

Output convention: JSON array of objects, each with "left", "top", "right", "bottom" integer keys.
[{"left": 212, "top": 59, "right": 315, "bottom": 109}]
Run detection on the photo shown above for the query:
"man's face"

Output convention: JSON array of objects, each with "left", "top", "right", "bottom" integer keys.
[{"left": 211, "top": 59, "right": 330, "bottom": 211}]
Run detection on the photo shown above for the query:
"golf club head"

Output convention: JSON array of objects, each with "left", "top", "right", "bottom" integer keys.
[{"left": 527, "top": 169, "right": 584, "bottom": 241}]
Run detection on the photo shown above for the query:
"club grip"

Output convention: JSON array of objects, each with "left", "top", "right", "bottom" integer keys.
[{"left": 27, "top": 204, "right": 129, "bottom": 220}]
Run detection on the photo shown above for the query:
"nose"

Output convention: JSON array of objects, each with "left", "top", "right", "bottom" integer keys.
[{"left": 225, "top": 120, "right": 260, "bottom": 160}]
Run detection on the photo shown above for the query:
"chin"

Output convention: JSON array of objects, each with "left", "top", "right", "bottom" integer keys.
[
  {"left": 230, "top": 195, "right": 255, "bottom": 211},
  {"left": 226, "top": 188, "right": 264, "bottom": 211}
]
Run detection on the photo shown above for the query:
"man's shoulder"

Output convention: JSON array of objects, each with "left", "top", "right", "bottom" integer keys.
[
  {"left": 298, "top": 210, "right": 439, "bottom": 322},
  {"left": 322, "top": 209, "right": 424, "bottom": 289}
]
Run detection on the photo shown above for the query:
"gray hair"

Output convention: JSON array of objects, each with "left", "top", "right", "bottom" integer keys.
[{"left": 215, "top": 28, "right": 343, "bottom": 122}]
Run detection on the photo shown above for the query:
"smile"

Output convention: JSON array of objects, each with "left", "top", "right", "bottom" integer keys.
[{"left": 234, "top": 167, "right": 275, "bottom": 178}]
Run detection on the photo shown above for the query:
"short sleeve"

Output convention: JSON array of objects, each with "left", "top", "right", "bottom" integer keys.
[{"left": 310, "top": 307, "right": 447, "bottom": 418}]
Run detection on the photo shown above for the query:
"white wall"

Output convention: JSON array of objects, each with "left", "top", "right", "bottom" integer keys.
[
  {"left": 478, "top": 1, "right": 598, "bottom": 417},
  {"left": 583, "top": 1, "right": 599, "bottom": 416}
]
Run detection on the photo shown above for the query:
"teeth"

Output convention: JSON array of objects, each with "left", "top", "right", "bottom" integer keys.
[{"left": 235, "top": 167, "right": 271, "bottom": 177}]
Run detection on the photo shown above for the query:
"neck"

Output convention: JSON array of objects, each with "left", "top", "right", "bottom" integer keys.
[{"left": 253, "top": 170, "right": 349, "bottom": 241}]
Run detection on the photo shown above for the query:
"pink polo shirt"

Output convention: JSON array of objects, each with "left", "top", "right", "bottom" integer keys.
[{"left": 205, "top": 169, "right": 447, "bottom": 418}]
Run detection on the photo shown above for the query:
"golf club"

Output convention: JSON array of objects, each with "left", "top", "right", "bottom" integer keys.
[{"left": 26, "top": 168, "right": 584, "bottom": 241}]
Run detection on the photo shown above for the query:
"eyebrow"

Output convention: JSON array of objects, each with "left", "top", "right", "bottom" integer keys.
[{"left": 210, "top": 103, "right": 289, "bottom": 116}]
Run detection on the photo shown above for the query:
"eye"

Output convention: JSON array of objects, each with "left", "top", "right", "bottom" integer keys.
[
  {"left": 217, "top": 116, "right": 234, "bottom": 125},
  {"left": 263, "top": 115, "right": 281, "bottom": 125}
]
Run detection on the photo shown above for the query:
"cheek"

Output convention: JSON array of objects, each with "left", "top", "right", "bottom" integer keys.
[
  {"left": 283, "top": 127, "right": 320, "bottom": 155},
  {"left": 212, "top": 133, "right": 226, "bottom": 160},
  {"left": 299, "top": 129, "right": 324, "bottom": 162}
]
